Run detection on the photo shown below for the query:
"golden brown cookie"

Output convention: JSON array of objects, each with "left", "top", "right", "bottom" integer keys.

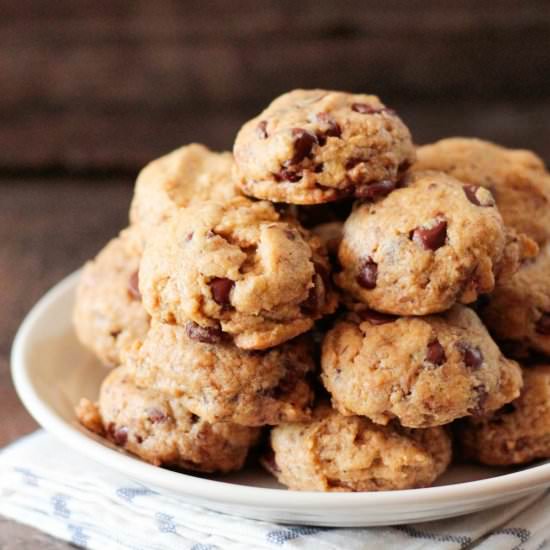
[
  {"left": 336, "top": 171, "right": 524, "bottom": 315},
  {"left": 321, "top": 305, "right": 523, "bottom": 428},
  {"left": 73, "top": 227, "right": 150, "bottom": 367},
  {"left": 262, "top": 403, "right": 452, "bottom": 491},
  {"left": 478, "top": 244, "right": 550, "bottom": 358},
  {"left": 456, "top": 364, "right": 550, "bottom": 465},
  {"left": 234, "top": 89, "right": 415, "bottom": 204},
  {"left": 415, "top": 137, "right": 550, "bottom": 246},
  {"left": 129, "top": 143, "right": 240, "bottom": 243},
  {"left": 76, "top": 366, "right": 260, "bottom": 473},
  {"left": 130, "top": 321, "right": 315, "bottom": 426},
  {"left": 139, "top": 197, "right": 338, "bottom": 349}
]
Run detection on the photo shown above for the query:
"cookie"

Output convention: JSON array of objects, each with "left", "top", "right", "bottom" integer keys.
[
  {"left": 234, "top": 89, "right": 415, "bottom": 204},
  {"left": 457, "top": 364, "right": 550, "bottom": 465},
  {"left": 139, "top": 197, "right": 338, "bottom": 349},
  {"left": 415, "top": 137, "right": 550, "bottom": 246},
  {"left": 73, "top": 227, "right": 150, "bottom": 367},
  {"left": 477, "top": 243, "right": 550, "bottom": 359},
  {"left": 129, "top": 143, "right": 240, "bottom": 242},
  {"left": 321, "top": 305, "right": 523, "bottom": 428},
  {"left": 76, "top": 366, "right": 260, "bottom": 473},
  {"left": 335, "top": 171, "right": 525, "bottom": 315},
  {"left": 261, "top": 403, "right": 452, "bottom": 491},
  {"left": 130, "top": 321, "right": 315, "bottom": 426}
]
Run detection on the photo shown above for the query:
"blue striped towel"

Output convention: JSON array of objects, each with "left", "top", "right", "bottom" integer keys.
[{"left": 1, "top": 431, "right": 549, "bottom": 549}]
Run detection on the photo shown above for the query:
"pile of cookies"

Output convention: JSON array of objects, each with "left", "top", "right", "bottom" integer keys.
[{"left": 75, "top": 89, "right": 550, "bottom": 492}]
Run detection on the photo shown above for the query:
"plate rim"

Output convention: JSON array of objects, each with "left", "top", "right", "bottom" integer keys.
[{"left": 10, "top": 270, "right": 550, "bottom": 510}]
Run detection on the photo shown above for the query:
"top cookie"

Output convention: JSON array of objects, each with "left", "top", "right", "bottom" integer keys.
[
  {"left": 415, "top": 138, "right": 550, "bottom": 246},
  {"left": 139, "top": 196, "right": 338, "bottom": 349},
  {"left": 129, "top": 143, "right": 240, "bottom": 242},
  {"left": 234, "top": 89, "right": 416, "bottom": 204}
]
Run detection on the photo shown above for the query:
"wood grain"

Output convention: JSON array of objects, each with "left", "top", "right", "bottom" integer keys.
[
  {"left": 0, "top": 180, "right": 132, "bottom": 448},
  {"left": 1, "top": 0, "right": 549, "bottom": 172}
]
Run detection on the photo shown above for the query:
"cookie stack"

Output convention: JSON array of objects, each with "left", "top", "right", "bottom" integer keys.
[{"left": 75, "top": 90, "right": 550, "bottom": 491}]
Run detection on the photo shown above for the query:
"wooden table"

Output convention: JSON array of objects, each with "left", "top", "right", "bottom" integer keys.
[{"left": 0, "top": 180, "right": 132, "bottom": 547}]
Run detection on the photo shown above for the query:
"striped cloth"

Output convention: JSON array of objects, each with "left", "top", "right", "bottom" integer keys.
[{"left": 1, "top": 431, "right": 549, "bottom": 549}]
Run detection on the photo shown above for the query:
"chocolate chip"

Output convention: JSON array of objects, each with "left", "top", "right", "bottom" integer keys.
[
  {"left": 185, "top": 321, "right": 224, "bottom": 344},
  {"left": 354, "top": 180, "right": 396, "bottom": 200},
  {"left": 315, "top": 112, "right": 341, "bottom": 145},
  {"left": 359, "top": 308, "right": 396, "bottom": 325},
  {"left": 107, "top": 424, "right": 128, "bottom": 446},
  {"left": 147, "top": 408, "right": 167, "bottom": 423},
  {"left": 274, "top": 168, "right": 302, "bottom": 182},
  {"left": 290, "top": 128, "right": 317, "bottom": 164},
  {"left": 426, "top": 340, "right": 446, "bottom": 365},
  {"left": 209, "top": 277, "right": 234, "bottom": 306},
  {"left": 459, "top": 343, "right": 484, "bottom": 369},
  {"left": 345, "top": 157, "right": 365, "bottom": 170},
  {"left": 135, "top": 434, "right": 143, "bottom": 444},
  {"left": 314, "top": 163, "right": 324, "bottom": 173},
  {"left": 256, "top": 120, "right": 268, "bottom": 139},
  {"left": 463, "top": 185, "right": 494, "bottom": 207},
  {"left": 127, "top": 270, "right": 141, "bottom": 300},
  {"left": 190, "top": 413, "right": 200, "bottom": 424},
  {"left": 356, "top": 258, "right": 378, "bottom": 289},
  {"left": 536, "top": 313, "right": 550, "bottom": 335},
  {"left": 185, "top": 232, "right": 194, "bottom": 242},
  {"left": 411, "top": 220, "right": 447, "bottom": 251},
  {"left": 352, "top": 103, "right": 383, "bottom": 114}
]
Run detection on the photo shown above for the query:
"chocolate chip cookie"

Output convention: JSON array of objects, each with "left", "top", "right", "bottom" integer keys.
[
  {"left": 415, "top": 137, "right": 550, "bottom": 246},
  {"left": 130, "top": 321, "right": 315, "bottom": 426},
  {"left": 76, "top": 366, "right": 260, "bottom": 472},
  {"left": 234, "top": 89, "right": 415, "bottom": 204},
  {"left": 336, "top": 171, "right": 526, "bottom": 315},
  {"left": 139, "top": 197, "right": 338, "bottom": 349},
  {"left": 129, "top": 143, "right": 240, "bottom": 243},
  {"left": 261, "top": 403, "right": 452, "bottom": 491},
  {"left": 478, "top": 243, "right": 550, "bottom": 358},
  {"left": 456, "top": 364, "right": 550, "bottom": 465},
  {"left": 73, "top": 227, "right": 150, "bottom": 367},
  {"left": 321, "top": 305, "right": 523, "bottom": 428}
]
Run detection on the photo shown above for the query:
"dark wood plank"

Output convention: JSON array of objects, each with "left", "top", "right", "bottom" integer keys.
[
  {"left": 2, "top": 101, "right": 549, "bottom": 174},
  {"left": 1, "top": 1, "right": 550, "bottom": 171},
  {"left": 0, "top": 179, "right": 133, "bottom": 449}
]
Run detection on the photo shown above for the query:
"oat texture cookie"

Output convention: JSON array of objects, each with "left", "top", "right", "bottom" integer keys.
[
  {"left": 415, "top": 137, "right": 550, "bottom": 246},
  {"left": 76, "top": 366, "right": 260, "bottom": 472},
  {"left": 234, "top": 89, "right": 415, "bottom": 204},
  {"left": 321, "top": 305, "right": 523, "bottom": 428},
  {"left": 129, "top": 143, "right": 240, "bottom": 242},
  {"left": 131, "top": 321, "right": 315, "bottom": 426},
  {"left": 336, "top": 171, "right": 523, "bottom": 315},
  {"left": 139, "top": 197, "right": 338, "bottom": 349},
  {"left": 478, "top": 244, "right": 550, "bottom": 358},
  {"left": 457, "top": 364, "right": 550, "bottom": 465},
  {"left": 261, "top": 403, "right": 452, "bottom": 491},
  {"left": 73, "top": 227, "right": 150, "bottom": 367}
]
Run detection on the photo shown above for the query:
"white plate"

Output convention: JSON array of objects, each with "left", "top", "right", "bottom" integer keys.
[{"left": 11, "top": 271, "right": 550, "bottom": 527}]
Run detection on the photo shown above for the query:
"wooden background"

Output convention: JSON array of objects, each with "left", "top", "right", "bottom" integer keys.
[{"left": 1, "top": 2, "right": 550, "bottom": 545}]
